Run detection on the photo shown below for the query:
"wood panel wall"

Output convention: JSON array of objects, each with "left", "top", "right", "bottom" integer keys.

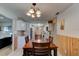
[{"left": 56, "top": 35, "right": 79, "bottom": 56}]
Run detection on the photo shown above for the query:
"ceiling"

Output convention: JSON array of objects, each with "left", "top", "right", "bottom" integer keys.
[
  {"left": 0, "top": 14, "right": 12, "bottom": 23},
  {"left": 0, "top": 3, "right": 73, "bottom": 23}
]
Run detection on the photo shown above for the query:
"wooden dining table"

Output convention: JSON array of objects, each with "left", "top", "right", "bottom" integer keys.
[{"left": 23, "top": 40, "right": 58, "bottom": 56}]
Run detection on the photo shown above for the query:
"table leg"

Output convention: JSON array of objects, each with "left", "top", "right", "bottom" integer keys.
[{"left": 53, "top": 48, "right": 57, "bottom": 56}]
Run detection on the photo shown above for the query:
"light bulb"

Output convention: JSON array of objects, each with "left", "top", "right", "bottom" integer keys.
[
  {"left": 26, "top": 12, "right": 31, "bottom": 16},
  {"left": 32, "top": 14, "right": 35, "bottom": 18},
  {"left": 37, "top": 39, "right": 41, "bottom": 42},
  {"left": 37, "top": 14, "right": 41, "bottom": 17},
  {"left": 29, "top": 9, "right": 34, "bottom": 13},
  {"left": 36, "top": 10, "right": 41, "bottom": 15}
]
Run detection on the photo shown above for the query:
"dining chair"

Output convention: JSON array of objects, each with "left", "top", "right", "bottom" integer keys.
[
  {"left": 32, "top": 42, "right": 52, "bottom": 56},
  {"left": 48, "top": 36, "right": 53, "bottom": 43},
  {"left": 25, "top": 36, "right": 33, "bottom": 56},
  {"left": 25, "top": 36, "right": 29, "bottom": 43},
  {"left": 35, "top": 34, "right": 42, "bottom": 40}
]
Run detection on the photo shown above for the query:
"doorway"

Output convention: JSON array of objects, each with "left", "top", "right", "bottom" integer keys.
[{"left": 29, "top": 23, "right": 49, "bottom": 40}]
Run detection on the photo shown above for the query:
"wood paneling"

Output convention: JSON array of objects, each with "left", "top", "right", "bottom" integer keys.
[{"left": 56, "top": 35, "right": 79, "bottom": 56}]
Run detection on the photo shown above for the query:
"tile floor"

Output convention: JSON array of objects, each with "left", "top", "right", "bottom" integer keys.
[
  {"left": 0, "top": 45, "right": 12, "bottom": 56},
  {"left": 0, "top": 45, "right": 61, "bottom": 56},
  {"left": 9, "top": 48, "right": 61, "bottom": 56}
]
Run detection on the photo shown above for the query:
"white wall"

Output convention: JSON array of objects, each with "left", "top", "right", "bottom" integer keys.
[{"left": 57, "top": 4, "right": 79, "bottom": 38}]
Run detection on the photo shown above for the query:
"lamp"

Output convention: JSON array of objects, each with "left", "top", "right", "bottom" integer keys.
[{"left": 26, "top": 3, "right": 41, "bottom": 18}]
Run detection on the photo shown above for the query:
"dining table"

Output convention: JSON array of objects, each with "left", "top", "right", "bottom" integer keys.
[{"left": 23, "top": 39, "right": 58, "bottom": 56}]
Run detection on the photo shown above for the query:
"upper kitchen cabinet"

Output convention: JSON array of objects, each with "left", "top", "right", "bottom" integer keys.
[{"left": 16, "top": 20, "right": 26, "bottom": 30}]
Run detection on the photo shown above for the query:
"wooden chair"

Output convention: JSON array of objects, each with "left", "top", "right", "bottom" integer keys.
[
  {"left": 25, "top": 36, "right": 29, "bottom": 43},
  {"left": 25, "top": 36, "right": 32, "bottom": 56},
  {"left": 48, "top": 36, "right": 53, "bottom": 43},
  {"left": 35, "top": 34, "right": 42, "bottom": 40},
  {"left": 32, "top": 42, "right": 52, "bottom": 56}
]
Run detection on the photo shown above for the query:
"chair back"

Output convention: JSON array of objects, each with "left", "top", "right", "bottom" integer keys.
[
  {"left": 25, "top": 36, "right": 29, "bottom": 43},
  {"left": 48, "top": 36, "right": 53, "bottom": 43},
  {"left": 35, "top": 34, "right": 42, "bottom": 40},
  {"left": 32, "top": 42, "right": 51, "bottom": 56}
]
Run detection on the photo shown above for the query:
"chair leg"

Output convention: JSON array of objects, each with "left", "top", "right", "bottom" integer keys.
[{"left": 50, "top": 53, "right": 52, "bottom": 56}]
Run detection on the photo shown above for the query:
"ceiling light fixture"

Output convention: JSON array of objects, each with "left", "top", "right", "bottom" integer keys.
[{"left": 26, "top": 3, "right": 41, "bottom": 18}]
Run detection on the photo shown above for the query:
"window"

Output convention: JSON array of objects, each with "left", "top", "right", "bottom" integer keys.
[
  {"left": 3, "top": 26, "right": 12, "bottom": 31},
  {"left": 3, "top": 27, "right": 9, "bottom": 31}
]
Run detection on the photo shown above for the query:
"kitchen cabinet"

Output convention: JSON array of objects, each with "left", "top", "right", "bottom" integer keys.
[{"left": 16, "top": 20, "right": 26, "bottom": 30}]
